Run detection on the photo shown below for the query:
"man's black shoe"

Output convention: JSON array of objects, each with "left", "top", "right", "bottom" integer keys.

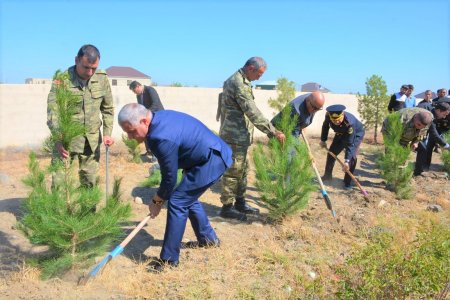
[
  {"left": 234, "top": 199, "right": 259, "bottom": 214},
  {"left": 220, "top": 204, "right": 247, "bottom": 221},
  {"left": 183, "top": 238, "right": 220, "bottom": 249},
  {"left": 147, "top": 259, "right": 179, "bottom": 273},
  {"left": 321, "top": 175, "right": 332, "bottom": 182}
]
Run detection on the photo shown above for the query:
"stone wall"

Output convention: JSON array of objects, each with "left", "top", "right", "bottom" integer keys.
[{"left": 0, "top": 84, "right": 359, "bottom": 149}]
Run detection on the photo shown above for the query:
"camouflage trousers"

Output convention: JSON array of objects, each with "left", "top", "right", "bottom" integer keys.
[
  {"left": 220, "top": 144, "right": 248, "bottom": 205},
  {"left": 52, "top": 141, "right": 100, "bottom": 189}
]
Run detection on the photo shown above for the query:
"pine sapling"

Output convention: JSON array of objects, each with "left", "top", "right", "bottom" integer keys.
[
  {"left": 378, "top": 112, "right": 413, "bottom": 199},
  {"left": 19, "top": 70, "right": 131, "bottom": 279},
  {"left": 253, "top": 104, "right": 315, "bottom": 223}
]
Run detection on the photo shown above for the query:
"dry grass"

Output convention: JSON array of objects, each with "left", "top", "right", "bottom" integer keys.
[{"left": 0, "top": 142, "right": 449, "bottom": 299}]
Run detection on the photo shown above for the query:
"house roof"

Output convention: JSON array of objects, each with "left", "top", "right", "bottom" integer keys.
[
  {"left": 415, "top": 91, "right": 437, "bottom": 99},
  {"left": 256, "top": 80, "right": 278, "bottom": 86},
  {"left": 105, "top": 66, "right": 150, "bottom": 79},
  {"left": 301, "top": 82, "right": 330, "bottom": 93}
]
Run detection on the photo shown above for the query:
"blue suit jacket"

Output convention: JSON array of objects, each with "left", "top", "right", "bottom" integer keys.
[{"left": 146, "top": 110, "right": 233, "bottom": 200}]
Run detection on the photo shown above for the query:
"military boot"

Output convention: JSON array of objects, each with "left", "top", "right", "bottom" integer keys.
[
  {"left": 234, "top": 198, "right": 260, "bottom": 214},
  {"left": 220, "top": 204, "right": 247, "bottom": 221}
]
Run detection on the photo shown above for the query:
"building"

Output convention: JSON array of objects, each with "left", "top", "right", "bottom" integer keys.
[
  {"left": 255, "top": 80, "right": 277, "bottom": 90},
  {"left": 301, "top": 82, "right": 330, "bottom": 93},
  {"left": 105, "top": 66, "right": 152, "bottom": 87},
  {"left": 25, "top": 78, "right": 53, "bottom": 84}
]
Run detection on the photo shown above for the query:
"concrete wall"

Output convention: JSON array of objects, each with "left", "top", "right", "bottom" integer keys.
[{"left": 0, "top": 84, "right": 359, "bottom": 149}]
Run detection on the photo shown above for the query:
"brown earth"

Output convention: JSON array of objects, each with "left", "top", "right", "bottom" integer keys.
[{"left": 0, "top": 138, "right": 448, "bottom": 299}]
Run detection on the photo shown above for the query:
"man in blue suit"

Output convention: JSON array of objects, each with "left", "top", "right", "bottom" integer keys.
[{"left": 118, "top": 103, "right": 233, "bottom": 272}]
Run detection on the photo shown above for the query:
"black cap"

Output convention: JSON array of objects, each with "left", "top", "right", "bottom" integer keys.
[
  {"left": 326, "top": 104, "right": 346, "bottom": 119},
  {"left": 437, "top": 97, "right": 450, "bottom": 104}
]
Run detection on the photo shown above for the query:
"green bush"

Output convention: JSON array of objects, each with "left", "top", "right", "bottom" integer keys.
[
  {"left": 140, "top": 169, "right": 183, "bottom": 188},
  {"left": 122, "top": 134, "right": 142, "bottom": 163},
  {"left": 336, "top": 222, "right": 450, "bottom": 299},
  {"left": 253, "top": 104, "right": 315, "bottom": 223},
  {"left": 441, "top": 131, "right": 450, "bottom": 173}
]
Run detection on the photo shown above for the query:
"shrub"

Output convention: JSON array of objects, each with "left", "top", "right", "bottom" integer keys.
[
  {"left": 441, "top": 131, "right": 450, "bottom": 173},
  {"left": 378, "top": 112, "right": 413, "bottom": 199},
  {"left": 336, "top": 222, "right": 450, "bottom": 299},
  {"left": 253, "top": 104, "right": 315, "bottom": 223},
  {"left": 122, "top": 134, "right": 142, "bottom": 163}
]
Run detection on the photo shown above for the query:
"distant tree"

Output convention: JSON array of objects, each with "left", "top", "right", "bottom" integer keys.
[
  {"left": 170, "top": 82, "right": 183, "bottom": 87},
  {"left": 357, "top": 75, "right": 390, "bottom": 143},
  {"left": 268, "top": 77, "right": 296, "bottom": 112},
  {"left": 377, "top": 113, "right": 413, "bottom": 199}
]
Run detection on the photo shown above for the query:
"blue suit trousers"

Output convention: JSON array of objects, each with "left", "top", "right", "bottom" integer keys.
[{"left": 160, "top": 150, "right": 224, "bottom": 262}]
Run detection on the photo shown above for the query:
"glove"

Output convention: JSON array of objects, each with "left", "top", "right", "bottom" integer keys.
[{"left": 444, "top": 144, "right": 450, "bottom": 150}]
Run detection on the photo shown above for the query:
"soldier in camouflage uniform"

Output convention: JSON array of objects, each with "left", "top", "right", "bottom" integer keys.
[
  {"left": 381, "top": 107, "right": 433, "bottom": 151},
  {"left": 219, "top": 57, "right": 285, "bottom": 220},
  {"left": 47, "top": 44, "right": 114, "bottom": 188}
]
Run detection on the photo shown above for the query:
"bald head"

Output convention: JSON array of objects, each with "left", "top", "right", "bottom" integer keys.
[{"left": 306, "top": 91, "right": 325, "bottom": 113}]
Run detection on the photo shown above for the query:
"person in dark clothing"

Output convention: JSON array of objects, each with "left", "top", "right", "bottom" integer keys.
[
  {"left": 320, "top": 105, "right": 365, "bottom": 190},
  {"left": 129, "top": 81, "right": 164, "bottom": 161},
  {"left": 414, "top": 101, "right": 450, "bottom": 175},
  {"left": 388, "top": 84, "right": 409, "bottom": 112},
  {"left": 417, "top": 90, "right": 434, "bottom": 110}
]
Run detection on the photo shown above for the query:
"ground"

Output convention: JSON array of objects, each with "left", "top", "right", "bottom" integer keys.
[{"left": 0, "top": 137, "right": 448, "bottom": 299}]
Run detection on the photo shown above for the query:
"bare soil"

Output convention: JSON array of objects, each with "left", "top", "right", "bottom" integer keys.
[{"left": 0, "top": 138, "right": 448, "bottom": 299}]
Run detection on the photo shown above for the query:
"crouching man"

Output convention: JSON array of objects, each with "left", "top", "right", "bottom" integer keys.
[{"left": 118, "top": 103, "right": 232, "bottom": 272}]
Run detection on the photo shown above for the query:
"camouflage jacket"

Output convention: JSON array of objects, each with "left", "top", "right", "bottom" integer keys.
[
  {"left": 382, "top": 107, "right": 432, "bottom": 147},
  {"left": 219, "top": 69, "right": 276, "bottom": 146},
  {"left": 47, "top": 66, "right": 114, "bottom": 153}
]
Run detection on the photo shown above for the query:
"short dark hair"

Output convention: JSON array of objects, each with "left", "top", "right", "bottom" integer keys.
[
  {"left": 77, "top": 44, "right": 100, "bottom": 63},
  {"left": 416, "top": 111, "right": 433, "bottom": 125},
  {"left": 408, "top": 84, "right": 414, "bottom": 90},
  {"left": 435, "top": 102, "right": 450, "bottom": 111},
  {"left": 129, "top": 81, "right": 141, "bottom": 90}
]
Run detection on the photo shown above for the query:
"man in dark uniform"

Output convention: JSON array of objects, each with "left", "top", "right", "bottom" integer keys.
[
  {"left": 414, "top": 101, "right": 450, "bottom": 175},
  {"left": 270, "top": 91, "right": 325, "bottom": 137},
  {"left": 320, "top": 105, "right": 365, "bottom": 190}
]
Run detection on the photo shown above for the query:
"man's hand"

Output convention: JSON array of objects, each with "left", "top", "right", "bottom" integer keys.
[
  {"left": 319, "top": 141, "right": 327, "bottom": 149},
  {"left": 342, "top": 162, "right": 350, "bottom": 172},
  {"left": 103, "top": 135, "right": 114, "bottom": 146},
  {"left": 411, "top": 142, "right": 419, "bottom": 151},
  {"left": 275, "top": 131, "right": 286, "bottom": 144},
  {"left": 149, "top": 194, "right": 164, "bottom": 218},
  {"left": 56, "top": 142, "right": 69, "bottom": 159}
]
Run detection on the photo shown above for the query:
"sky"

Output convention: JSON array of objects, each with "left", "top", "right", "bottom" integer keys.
[{"left": 0, "top": 0, "right": 449, "bottom": 94}]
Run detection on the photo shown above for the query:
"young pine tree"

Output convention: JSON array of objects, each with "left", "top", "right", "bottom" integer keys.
[
  {"left": 267, "top": 77, "right": 296, "bottom": 112},
  {"left": 253, "top": 104, "right": 315, "bottom": 223},
  {"left": 378, "top": 113, "right": 413, "bottom": 199},
  {"left": 357, "top": 75, "right": 390, "bottom": 143},
  {"left": 441, "top": 131, "right": 450, "bottom": 173},
  {"left": 122, "top": 134, "right": 142, "bottom": 163},
  {"left": 19, "top": 70, "right": 131, "bottom": 279}
]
